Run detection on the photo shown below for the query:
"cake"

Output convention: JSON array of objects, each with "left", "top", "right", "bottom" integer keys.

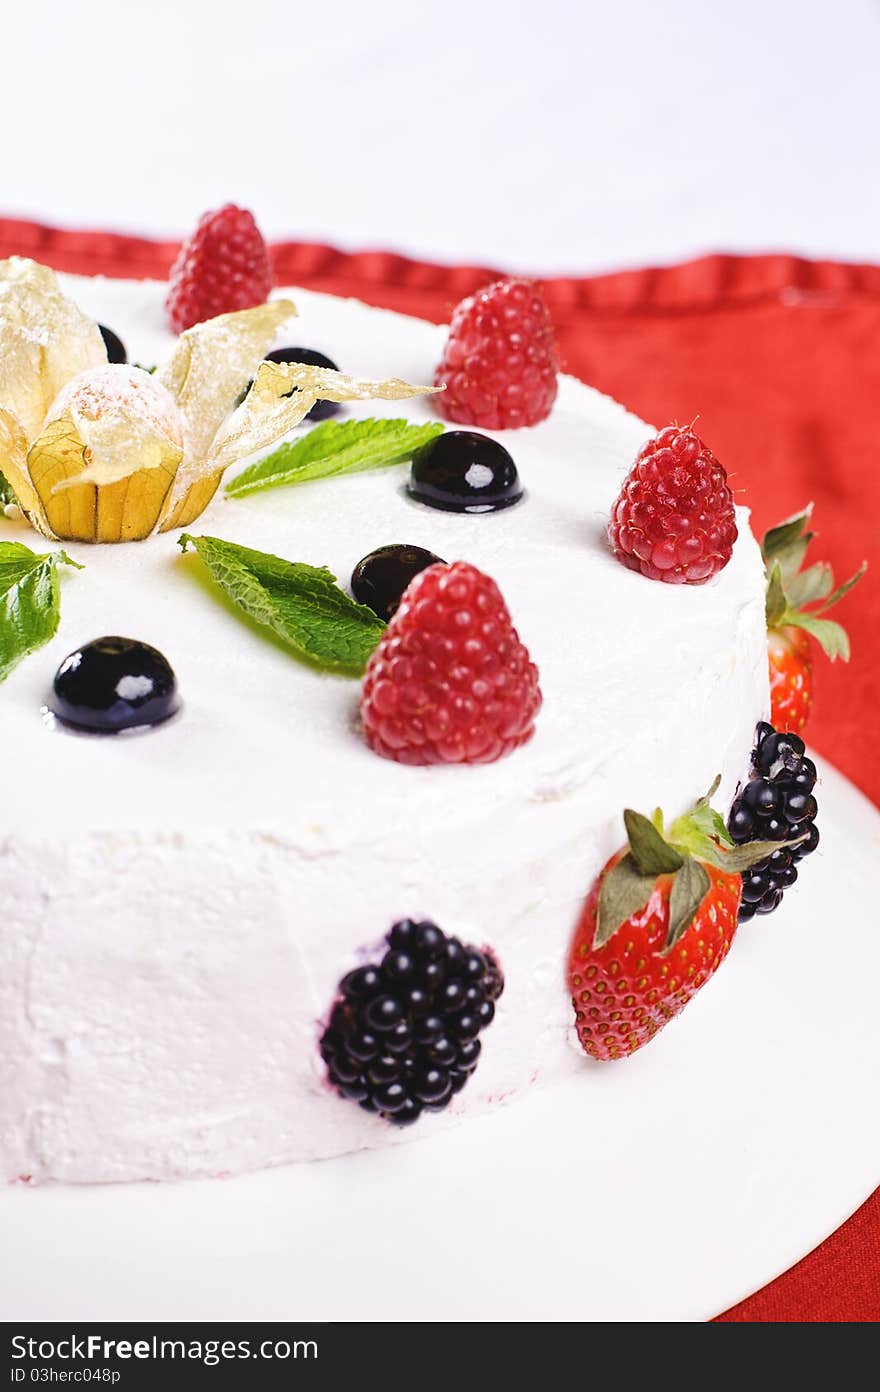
[{"left": 1, "top": 266, "right": 770, "bottom": 1184}]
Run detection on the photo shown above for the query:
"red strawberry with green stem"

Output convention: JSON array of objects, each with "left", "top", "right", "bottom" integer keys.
[
  {"left": 762, "top": 506, "right": 866, "bottom": 734},
  {"left": 568, "top": 782, "right": 803, "bottom": 1061}
]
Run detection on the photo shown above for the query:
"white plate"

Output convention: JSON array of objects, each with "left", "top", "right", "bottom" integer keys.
[{"left": 3, "top": 759, "right": 878, "bottom": 1322}]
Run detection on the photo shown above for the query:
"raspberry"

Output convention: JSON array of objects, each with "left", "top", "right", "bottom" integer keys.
[
  {"left": 608, "top": 424, "right": 738, "bottom": 584},
  {"left": 166, "top": 204, "right": 273, "bottom": 333},
  {"left": 320, "top": 918, "right": 504, "bottom": 1126},
  {"left": 434, "top": 278, "right": 558, "bottom": 430},
  {"left": 360, "top": 561, "right": 541, "bottom": 765}
]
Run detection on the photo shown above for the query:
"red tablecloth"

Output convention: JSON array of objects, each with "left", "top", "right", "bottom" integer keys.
[{"left": 2, "top": 217, "right": 877, "bottom": 1322}]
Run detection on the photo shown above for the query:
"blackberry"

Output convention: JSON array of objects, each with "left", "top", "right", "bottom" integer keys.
[
  {"left": 728, "top": 721, "right": 819, "bottom": 919},
  {"left": 320, "top": 919, "right": 503, "bottom": 1125}
]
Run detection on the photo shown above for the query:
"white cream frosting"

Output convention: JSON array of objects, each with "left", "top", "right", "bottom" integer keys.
[{"left": 0, "top": 276, "right": 769, "bottom": 1183}]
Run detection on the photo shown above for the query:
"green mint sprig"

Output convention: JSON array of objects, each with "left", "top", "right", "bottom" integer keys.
[
  {"left": 0, "top": 472, "right": 17, "bottom": 509},
  {"left": 225, "top": 417, "right": 444, "bottom": 499},
  {"left": 178, "top": 534, "right": 386, "bottom": 676},
  {"left": 0, "top": 541, "right": 83, "bottom": 682}
]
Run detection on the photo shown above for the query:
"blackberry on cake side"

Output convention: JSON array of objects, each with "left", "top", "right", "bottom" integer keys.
[
  {"left": 728, "top": 723, "right": 820, "bottom": 919},
  {"left": 321, "top": 920, "right": 504, "bottom": 1125}
]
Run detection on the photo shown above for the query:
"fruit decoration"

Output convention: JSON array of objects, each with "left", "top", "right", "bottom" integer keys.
[
  {"left": 608, "top": 423, "right": 738, "bottom": 584},
  {"left": 407, "top": 430, "right": 523, "bottom": 513},
  {"left": 434, "top": 278, "right": 558, "bottom": 429},
  {"left": 568, "top": 782, "right": 802, "bottom": 1060},
  {"left": 98, "top": 324, "right": 127, "bottom": 364},
  {"left": 49, "top": 636, "right": 179, "bottom": 733},
  {"left": 166, "top": 203, "right": 273, "bottom": 333},
  {"left": 360, "top": 560, "right": 541, "bottom": 765},
  {"left": 350, "top": 544, "right": 445, "bottom": 621},
  {"left": 761, "top": 505, "right": 866, "bottom": 733},
  {"left": 0, "top": 258, "right": 435, "bottom": 544},
  {"left": 728, "top": 722, "right": 820, "bottom": 919},
  {"left": 264, "top": 347, "right": 342, "bottom": 422},
  {"left": 320, "top": 918, "right": 504, "bottom": 1125}
]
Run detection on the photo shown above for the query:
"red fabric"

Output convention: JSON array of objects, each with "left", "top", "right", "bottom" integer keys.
[{"left": 1, "top": 216, "right": 877, "bottom": 1321}]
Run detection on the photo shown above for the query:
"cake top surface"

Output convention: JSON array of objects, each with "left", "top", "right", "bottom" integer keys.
[{"left": 4, "top": 275, "right": 764, "bottom": 842}]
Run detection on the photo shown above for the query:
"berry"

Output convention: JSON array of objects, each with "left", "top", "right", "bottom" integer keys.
[
  {"left": 434, "top": 278, "right": 558, "bottom": 430},
  {"left": 407, "top": 431, "right": 523, "bottom": 514},
  {"left": 727, "top": 721, "right": 820, "bottom": 919},
  {"left": 760, "top": 506, "right": 865, "bottom": 734},
  {"left": 265, "top": 346, "right": 341, "bottom": 422},
  {"left": 320, "top": 919, "right": 503, "bottom": 1124},
  {"left": 768, "top": 626, "right": 812, "bottom": 734},
  {"left": 48, "top": 637, "right": 179, "bottom": 734},
  {"left": 351, "top": 544, "right": 445, "bottom": 621},
  {"left": 608, "top": 424, "right": 738, "bottom": 584},
  {"left": 568, "top": 800, "right": 745, "bottom": 1061},
  {"left": 360, "top": 560, "right": 541, "bottom": 765},
  {"left": 98, "top": 324, "right": 127, "bottom": 364},
  {"left": 166, "top": 204, "right": 273, "bottom": 333}
]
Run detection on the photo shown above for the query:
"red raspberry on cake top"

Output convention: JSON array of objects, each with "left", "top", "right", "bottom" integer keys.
[
  {"left": 608, "top": 423, "right": 738, "bottom": 584},
  {"left": 166, "top": 203, "right": 274, "bottom": 333},
  {"left": 434, "top": 278, "right": 558, "bottom": 430},
  {"left": 360, "top": 561, "right": 541, "bottom": 766}
]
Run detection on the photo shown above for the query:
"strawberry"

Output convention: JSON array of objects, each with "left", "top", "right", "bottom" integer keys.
[
  {"left": 567, "top": 783, "right": 800, "bottom": 1060},
  {"left": 761, "top": 506, "right": 866, "bottom": 734}
]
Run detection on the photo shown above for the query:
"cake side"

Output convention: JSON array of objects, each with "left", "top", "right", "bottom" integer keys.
[{"left": 1, "top": 277, "right": 769, "bottom": 1182}]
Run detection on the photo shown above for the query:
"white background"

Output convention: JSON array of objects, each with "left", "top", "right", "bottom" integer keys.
[{"left": 3, "top": 0, "right": 879, "bottom": 274}]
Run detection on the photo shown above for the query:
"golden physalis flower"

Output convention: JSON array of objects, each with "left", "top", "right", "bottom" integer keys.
[{"left": 0, "top": 258, "right": 437, "bottom": 543}]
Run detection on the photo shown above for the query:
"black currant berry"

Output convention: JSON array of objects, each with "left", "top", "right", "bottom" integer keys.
[
  {"left": 408, "top": 431, "right": 523, "bottom": 513},
  {"left": 265, "top": 346, "right": 341, "bottom": 421},
  {"left": 48, "top": 637, "right": 179, "bottom": 734},
  {"left": 98, "top": 324, "right": 127, "bottom": 364},
  {"left": 728, "top": 720, "right": 819, "bottom": 920},
  {"left": 320, "top": 919, "right": 503, "bottom": 1126},
  {"left": 350, "top": 544, "right": 445, "bottom": 621}
]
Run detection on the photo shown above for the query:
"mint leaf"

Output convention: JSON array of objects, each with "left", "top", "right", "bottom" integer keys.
[
  {"left": 179, "top": 533, "right": 385, "bottom": 676},
  {"left": 0, "top": 472, "right": 16, "bottom": 509},
  {"left": 0, "top": 542, "right": 82, "bottom": 682},
  {"left": 225, "top": 417, "right": 444, "bottom": 499}
]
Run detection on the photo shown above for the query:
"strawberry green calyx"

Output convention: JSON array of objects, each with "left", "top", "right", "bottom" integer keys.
[
  {"left": 762, "top": 505, "right": 866, "bottom": 662},
  {"left": 595, "top": 781, "right": 805, "bottom": 955}
]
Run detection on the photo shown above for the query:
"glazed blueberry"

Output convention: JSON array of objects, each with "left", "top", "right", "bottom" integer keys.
[
  {"left": 319, "top": 918, "right": 503, "bottom": 1126},
  {"left": 350, "top": 544, "right": 445, "bottom": 621},
  {"left": 98, "top": 324, "right": 127, "bottom": 364},
  {"left": 48, "top": 637, "right": 178, "bottom": 734},
  {"left": 265, "top": 346, "right": 341, "bottom": 421},
  {"left": 407, "top": 430, "right": 523, "bottom": 513}
]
